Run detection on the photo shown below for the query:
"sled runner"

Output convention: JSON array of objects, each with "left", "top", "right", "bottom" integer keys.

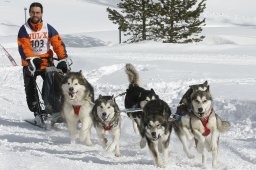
[{"left": 25, "top": 118, "right": 49, "bottom": 129}]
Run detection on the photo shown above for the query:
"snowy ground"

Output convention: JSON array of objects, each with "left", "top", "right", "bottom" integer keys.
[{"left": 0, "top": 0, "right": 256, "bottom": 169}]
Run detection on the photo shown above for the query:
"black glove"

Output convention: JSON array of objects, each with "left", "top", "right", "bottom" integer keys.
[
  {"left": 57, "top": 60, "right": 68, "bottom": 73},
  {"left": 27, "top": 57, "right": 42, "bottom": 76}
]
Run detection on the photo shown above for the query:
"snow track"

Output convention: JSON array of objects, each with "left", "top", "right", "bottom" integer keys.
[{"left": 0, "top": 60, "right": 255, "bottom": 169}]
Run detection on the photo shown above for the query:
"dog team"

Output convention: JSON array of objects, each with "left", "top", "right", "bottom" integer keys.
[{"left": 60, "top": 63, "right": 230, "bottom": 168}]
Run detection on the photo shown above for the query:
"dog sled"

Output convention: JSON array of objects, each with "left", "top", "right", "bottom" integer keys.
[{"left": 25, "top": 58, "right": 72, "bottom": 129}]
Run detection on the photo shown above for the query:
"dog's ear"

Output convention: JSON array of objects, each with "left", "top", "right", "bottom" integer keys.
[
  {"left": 150, "top": 88, "right": 155, "bottom": 93},
  {"left": 206, "top": 85, "right": 210, "bottom": 92},
  {"left": 203, "top": 80, "right": 208, "bottom": 86},
  {"left": 163, "top": 103, "right": 172, "bottom": 117},
  {"left": 191, "top": 85, "right": 197, "bottom": 91},
  {"left": 98, "top": 94, "right": 102, "bottom": 99},
  {"left": 111, "top": 95, "right": 116, "bottom": 102},
  {"left": 79, "top": 70, "right": 86, "bottom": 79}
]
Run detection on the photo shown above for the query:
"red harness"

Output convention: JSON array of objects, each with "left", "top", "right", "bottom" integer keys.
[
  {"left": 103, "top": 124, "right": 113, "bottom": 131},
  {"left": 72, "top": 105, "right": 81, "bottom": 116},
  {"left": 194, "top": 108, "right": 213, "bottom": 136},
  {"left": 200, "top": 115, "right": 211, "bottom": 136}
]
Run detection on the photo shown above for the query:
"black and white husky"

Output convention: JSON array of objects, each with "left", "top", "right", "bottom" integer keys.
[
  {"left": 174, "top": 81, "right": 230, "bottom": 167},
  {"left": 141, "top": 99, "right": 173, "bottom": 168},
  {"left": 61, "top": 71, "right": 94, "bottom": 146},
  {"left": 124, "top": 63, "right": 159, "bottom": 147},
  {"left": 92, "top": 95, "right": 121, "bottom": 157}
]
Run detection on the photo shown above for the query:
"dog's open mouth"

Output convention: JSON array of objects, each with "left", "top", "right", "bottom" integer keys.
[
  {"left": 152, "top": 135, "right": 161, "bottom": 141},
  {"left": 101, "top": 115, "right": 109, "bottom": 121},
  {"left": 198, "top": 112, "right": 205, "bottom": 117},
  {"left": 69, "top": 91, "right": 77, "bottom": 99}
]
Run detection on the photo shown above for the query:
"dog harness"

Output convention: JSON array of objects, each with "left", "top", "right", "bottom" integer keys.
[
  {"left": 197, "top": 108, "right": 213, "bottom": 136},
  {"left": 72, "top": 105, "right": 81, "bottom": 116},
  {"left": 103, "top": 124, "right": 113, "bottom": 131},
  {"left": 201, "top": 114, "right": 211, "bottom": 136}
]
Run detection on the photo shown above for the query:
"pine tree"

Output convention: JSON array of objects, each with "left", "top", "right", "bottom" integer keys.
[
  {"left": 153, "top": 0, "right": 206, "bottom": 43},
  {"left": 107, "top": 0, "right": 155, "bottom": 43},
  {"left": 106, "top": 8, "right": 128, "bottom": 32}
]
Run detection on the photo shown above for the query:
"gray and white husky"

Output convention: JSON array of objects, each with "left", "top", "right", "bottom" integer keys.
[
  {"left": 174, "top": 81, "right": 230, "bottom": 167},
  {"left": 125, "top": 63, "right": 159, "bottom": 148},
  {"left": 61, "top": 71, "right": 94, "bottom": 146},
  {"left": 141, "top": 99, "right": 173, "bottom": 168},
  {"left": 92, "top": 95, "right": 121, "bottom": 157}
]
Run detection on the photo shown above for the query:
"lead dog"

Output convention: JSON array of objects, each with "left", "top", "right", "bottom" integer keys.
[
  {"left": 61, "top": 71, "right": 94, "bottom": 146},
  {"left": 92, "top": 95, "right": 121, "bottom": 157},
  {"left": 174, "top": 82, "right": 230, "bottom": 167},
  {"left": 141, "top": 99, "right": 173, "bottom": 167}
]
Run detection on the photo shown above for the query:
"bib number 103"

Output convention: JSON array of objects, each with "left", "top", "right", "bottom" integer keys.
[{"left": 31, "top": 39, "right": 44, "bottom": 48}]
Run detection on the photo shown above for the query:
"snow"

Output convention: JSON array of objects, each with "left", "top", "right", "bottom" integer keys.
[{"left": 0, "top": 0, "right": 256, "bottom": 169}]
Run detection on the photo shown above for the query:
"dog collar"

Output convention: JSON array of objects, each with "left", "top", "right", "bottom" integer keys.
[{"left": 73, "top": 105, "right": 81, "bottom": 116}]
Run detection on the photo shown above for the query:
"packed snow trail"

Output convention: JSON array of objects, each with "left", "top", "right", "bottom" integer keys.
[{"left": 0, "top": 61, "right": 255, "bottom": 169}]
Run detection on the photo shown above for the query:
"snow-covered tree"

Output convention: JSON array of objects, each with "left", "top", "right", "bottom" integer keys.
[
  {"left": 152, "top": 0, "right": 206, "bottom": 43},
  {"left": 107, "top": 0, "right": 155, "bottom": 43},
  {"left": 107, "top": 0, "right": 206, "bottom": 43}
]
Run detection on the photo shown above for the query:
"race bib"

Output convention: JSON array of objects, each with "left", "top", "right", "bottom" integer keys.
[{"left": 24, "top": 22, "right": 50, "bottom": 55}]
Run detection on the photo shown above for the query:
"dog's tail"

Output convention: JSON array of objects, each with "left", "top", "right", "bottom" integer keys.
[
  {"left": 216, "top": 114, "right": 231, "bottom": 133},
  {"left": 125, "top": 63, "right": 139, "bottom": 85}
]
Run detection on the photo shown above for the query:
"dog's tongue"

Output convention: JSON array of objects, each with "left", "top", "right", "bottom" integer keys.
[
  {"left": 69, "top": 92, "right": 74, "bottom": 98},
  {"left": 199, "top": 112, "right": 205, "bottom": 118},
  {"left": 153, "top": 134, "right": 160, "bottom": 141}
]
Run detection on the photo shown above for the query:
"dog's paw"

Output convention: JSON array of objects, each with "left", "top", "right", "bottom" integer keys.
[
  {"left": 84, "top": 140, "right": 94, "bottom": 147},
  {"left": 212, "top": 161, "right": 218, "bottom": 168},
  {"left": 70, "top": 140, "right": 76, "bottom": 145},
  {"left": 103, "top": 137, "right": 108, "bottom": 144},
  {"left": 115, "top": 152, "right": 121, "bottom": 157},
  {"left": 155, "top": 159, "right": 166, "bottom": 168},
  {"left": 187, "top": 153, "right": 195, "bottom": 159},
  {"left": 106, "top": 143, "right": 116, "bottom": 152}
]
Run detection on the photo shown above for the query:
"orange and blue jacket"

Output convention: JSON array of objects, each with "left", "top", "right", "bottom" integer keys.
[{"left": 18, "top": 19, "right": 67, "bottom": 70}]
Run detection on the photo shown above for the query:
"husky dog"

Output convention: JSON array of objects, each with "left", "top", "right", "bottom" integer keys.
[
  {"left": 61, "top": 71, "right": 94, "bottom": 146},
  {"left": 174, "top": 81, "right": 210, "bottom": 158},
  {"left": 92, "top": 95, "right": 121, "bottom": 157},
  {"left": 174, "top": 82, "right": 230, "bottom": 167},
  {"left": 125, "top": 63, "right": 159, "bottom": 147},
  {"left": 141, "top": 99, "right": 173, "bottom": 167}
]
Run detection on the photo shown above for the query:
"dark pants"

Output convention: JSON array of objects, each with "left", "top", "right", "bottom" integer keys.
[
  {"left": 23, "top": 66, "right": 45, "bottom": 113},
  {"left": 23, "top": 66, "right": 64, "bottom": 115},
  {"left": 42, "top": 67, "right": 64, "bottom": 114}
]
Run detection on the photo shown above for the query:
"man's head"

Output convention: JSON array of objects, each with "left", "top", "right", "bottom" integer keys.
[{"left": 29, "top": 2, "right": 43, "bottom": 24}]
